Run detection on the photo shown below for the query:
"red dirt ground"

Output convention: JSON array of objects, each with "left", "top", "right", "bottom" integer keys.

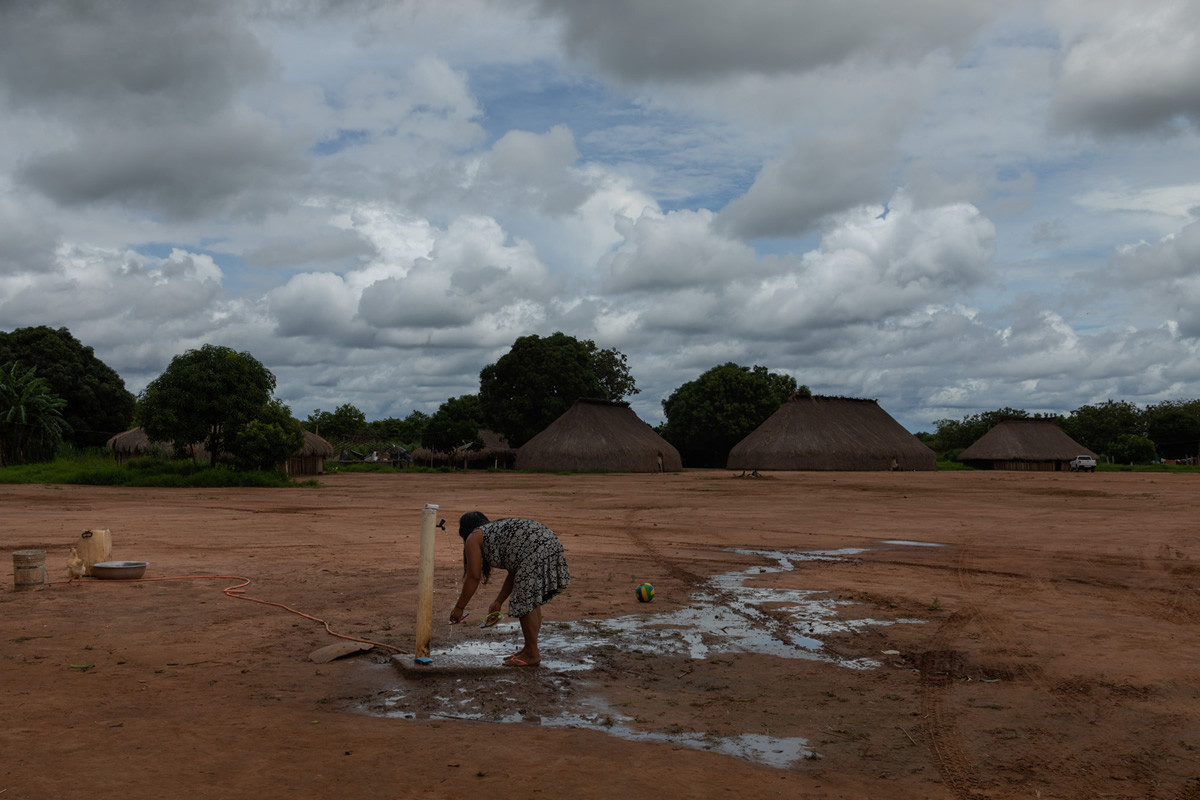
[{"left": 3, "top": 470, "right": 1200, "bottom": 799}]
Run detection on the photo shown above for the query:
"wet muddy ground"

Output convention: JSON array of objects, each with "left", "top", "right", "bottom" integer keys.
[{"left": 3, "top": 470, "right": 1200, "bottom": 799}]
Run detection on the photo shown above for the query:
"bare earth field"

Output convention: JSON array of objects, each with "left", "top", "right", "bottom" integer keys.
[{"left": 3, "top": 470, "right": 1200, "bottom": 800}]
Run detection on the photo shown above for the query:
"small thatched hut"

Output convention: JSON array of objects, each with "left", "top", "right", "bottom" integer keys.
[
  {"left": 286, "top": 430, "right": 334, "bottom": 475},
  {"left": 413, "top": 430, "right": 517, "bottom": 469},
  {"left": 409, "top": 447, "right": 450, "bottom": 467},
  {"left": 109, "top": 426, "right": 333, "bottom": 474},
  {"left": 957, "top": 419, "right": 1096, "bottom": 471},
  {"left": 461, "top": 429, "right": 516, "bottom": 469},
  {"left": 726, "top": 394, "right": 936, "bottom": 471},
  {"left": 106, "top": 427, "right": 207, "bottom": 464},
  {"left": 515, "top": 398, "right": 682, "bottom": 472}
]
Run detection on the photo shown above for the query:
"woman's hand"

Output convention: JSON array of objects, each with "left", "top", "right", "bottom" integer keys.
[
  {"left": 449, "top": 605, "right": 466, "bottom": 624},
  {"left": 488, "top": 598, "right": 502, "bottom": 617}
]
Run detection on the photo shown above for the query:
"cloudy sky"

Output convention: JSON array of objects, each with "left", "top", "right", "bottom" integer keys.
[{"left": 2, "top": 0, "right": 1199, "bottom": 434}]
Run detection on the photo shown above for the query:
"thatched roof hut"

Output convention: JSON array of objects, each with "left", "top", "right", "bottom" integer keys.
[
  {"left": 957, "top": 419, "right": 1096, "bottom": 471},
  {"left": 461, "top": 429, "right": 516, "bottom": 469},
  {"left": 726, "top": 394, "right": 936, "bottom": 471},
  {"left": 106, "top": 427, "right": 207, "bottom": 464},
  {"left": 410, "top": 447, "right": 450, "bottom": 467},
  {"left": 515, "top": 398, "right": 682, "bottom": 472},
  {"left": 109, "top": 426, "right": 333, "bottom": 474},
  {"left": 286, "top": 429, "right": 334, "bottom": 475}
]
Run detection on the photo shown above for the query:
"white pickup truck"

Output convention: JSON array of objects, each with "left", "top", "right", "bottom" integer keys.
[{"left": 1069, "top": 455, "right": 1097, "bottom": 472}]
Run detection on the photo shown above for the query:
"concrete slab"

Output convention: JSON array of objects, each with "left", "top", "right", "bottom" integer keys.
[{"left": 391, "top": 652, "right": 512, "bottom": 678}]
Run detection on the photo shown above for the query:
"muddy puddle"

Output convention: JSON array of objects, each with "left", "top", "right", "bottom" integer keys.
[{"left": 360, "top": 544, "right": 928, "bottom": 769}]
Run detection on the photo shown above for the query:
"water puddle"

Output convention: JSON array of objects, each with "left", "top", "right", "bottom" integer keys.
[
  {"left": 880, "top": 539, "right": 944, "bottom": 547},
  {"left": 436, "top": 546, "right": 919, "bottom": 669},
  {"left": 367, "top": 545, "right": 923, "bottom": 769},
  {"left": 375, "top": 682, "right": 814, "bottom": 769}
]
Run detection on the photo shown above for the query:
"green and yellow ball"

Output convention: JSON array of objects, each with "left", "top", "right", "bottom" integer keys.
[{"left": 635, "top": 583, "right": 655, "bottom": 602}]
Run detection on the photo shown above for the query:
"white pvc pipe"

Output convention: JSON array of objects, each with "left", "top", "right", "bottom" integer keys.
[{"left": 414, "top": 503, "right": 438, "bottom": 658}]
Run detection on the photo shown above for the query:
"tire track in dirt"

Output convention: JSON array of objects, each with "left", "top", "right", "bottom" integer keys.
[
  {"left": 1151, "top": 543, "right": 1200, "bottom": 625},
  {"left": 1039, "top": 545, "right": 1200, "bottom": 627},
  {"left": 1174, "top": 777, "right": 1200, "bottom": 800},
  {"left": 952, "top": 544, "right": 1091, "bottom": 719},
  {"left": 916, "top": 533, "right": 1121, "bottom": 799},
  {"left": 914, "top": 537, "right": 985, "bottom": 800}
]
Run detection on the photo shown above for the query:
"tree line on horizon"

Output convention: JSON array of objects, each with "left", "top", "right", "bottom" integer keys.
[
  {"left": 919, "top": 401, "right": 1200, "bottom": 464},
  {"left": 3, "top": 324, "right": 1197, "bottom": 470}
]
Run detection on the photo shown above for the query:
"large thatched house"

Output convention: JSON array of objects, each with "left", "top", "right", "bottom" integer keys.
[
  {"left": 726, "top": 394, "right": 936, "bottom": 471},
  {"left": 957, "top": 418, "right": 1096, "bottom": 471},
  {"left": 515, "top": 398, "right": 682, "bottom": 472}
]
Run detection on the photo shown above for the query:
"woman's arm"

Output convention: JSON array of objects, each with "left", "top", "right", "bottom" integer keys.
[{"left": 450, "top": 530, "right": 484, "bottom": 622}]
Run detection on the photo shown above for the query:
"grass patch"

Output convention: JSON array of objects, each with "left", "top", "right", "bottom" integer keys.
[{"left": 0, "top": 454, "right": 313, "bottom": 488}]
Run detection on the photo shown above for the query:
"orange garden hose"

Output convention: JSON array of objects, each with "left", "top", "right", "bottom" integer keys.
[{"left": 50, "top": 574, "right": 410, "bottom": 655}]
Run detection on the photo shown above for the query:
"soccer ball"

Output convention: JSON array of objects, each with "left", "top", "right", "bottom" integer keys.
[{"left": 635, "top": 583, "right": 655, "bottom": 602}]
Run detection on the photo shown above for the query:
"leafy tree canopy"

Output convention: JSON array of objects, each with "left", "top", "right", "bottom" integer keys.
[
  {"left": 422, "top": 394, "right": 484, "bottom": 453},
  {"left": 230, "top": 398, "right": 304, "bottom": 472},
  {"left": 1142, "top": 401, "right": 1200, "bottom": 460},
  {"left": 1060, "top": 399, "right": 1143, "bottom": 456},
  {"left": 306, "top": 403, "right": 367, "bottom": 442},
  {"left": 0, "top": 361, "right": 70, "bottom": 465},
  {"left": 136, "top": 344, "right": 277, "bottom": 467},
  {"left": 366, "top": 410, "right": 429, "bottom": 448},
  {"left": 0, "top": 326, "right": 135, "bottom": 447},
  {"left": 658, "top": 363, "right": 797, "bottom": 468},
  {"left": 1108, "top": 433, "right": 1157, "bottom": 465},
  {"left": 479, "top": 332, "right": 638, "bottom": 447}
]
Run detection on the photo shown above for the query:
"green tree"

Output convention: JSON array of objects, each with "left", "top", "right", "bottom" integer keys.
[
  {"left": 0, "top": 361, "right": 71, "bottom": 465},
  {"left": 658, "top": 363, "right": 797, "bottom": 468},
  {"left": 136, "top": 344, "right": 277, "bottom": 467},
  {"left": 366, "top": 410, "right": 429, "bottom": 447},
  {"left": 305, "top": 403, "right": 367, "bottom": 442},
  {"left": 422, "top": 395, "right": 484, "bottom": 454},
  {"left": 1061, "top": 400, "right": 1143, "bottom": 457},
  {"left": 1108, "top": 433, "right": 1157, "bottom": 465},
  {"left": 0, "top": 326, "right": 135, "bottom": 448},
  {"left": 230, "top": 398, "right": 304, "bottom": 472},
  {"left": 479, "top": 332, "right": 638, "bottom": 447},
  {"left": 585, "top": 341, "right": 640, "bottom": 401},
  {"left": 1142, "top": 401, "right": 1200, "bottom": 460}
]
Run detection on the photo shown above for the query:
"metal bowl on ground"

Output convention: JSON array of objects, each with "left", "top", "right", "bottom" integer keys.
[{"left": 92, "top": 561, "right": 149, "bottom": 580}]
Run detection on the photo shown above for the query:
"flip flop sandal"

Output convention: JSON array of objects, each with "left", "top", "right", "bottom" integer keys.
[
  {"left": 450, "top": 612, "right": 470, "bottom": 625},
  {"left": 479, "top": 611, "right": 504, "bottom": 628},
  {"left": 502, "top": 655, "right": 539, "bottom": 667}
]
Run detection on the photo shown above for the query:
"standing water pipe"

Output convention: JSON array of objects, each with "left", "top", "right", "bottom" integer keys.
[{"left": 413, "top": 503, "right": 438, "bottom": 658}]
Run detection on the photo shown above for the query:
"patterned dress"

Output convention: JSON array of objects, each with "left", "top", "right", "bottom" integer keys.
[{"left": 479, "top": 518, "right": 571, "bottom": 618}]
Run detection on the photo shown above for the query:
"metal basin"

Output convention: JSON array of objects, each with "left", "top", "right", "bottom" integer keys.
[{"left": 92, "top": 561, "right": 149, "bottom": 580}]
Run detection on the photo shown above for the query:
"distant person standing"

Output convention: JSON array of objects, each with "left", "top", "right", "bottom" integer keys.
[{"left": 450, "top": 512, "right": 570, "bottom": 667}]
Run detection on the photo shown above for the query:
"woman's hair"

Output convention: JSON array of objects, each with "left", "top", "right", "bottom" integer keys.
[
  {"left": 459, "top": 511, "right": 489, "bottom": 539},
  {"left": 458, "top": 511, "right": 491, "bottom": 581}
]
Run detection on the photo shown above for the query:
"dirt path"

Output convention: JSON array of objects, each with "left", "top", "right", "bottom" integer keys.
[{"left": 2, "top": 470, "right": 1199, "bottom": 799}]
